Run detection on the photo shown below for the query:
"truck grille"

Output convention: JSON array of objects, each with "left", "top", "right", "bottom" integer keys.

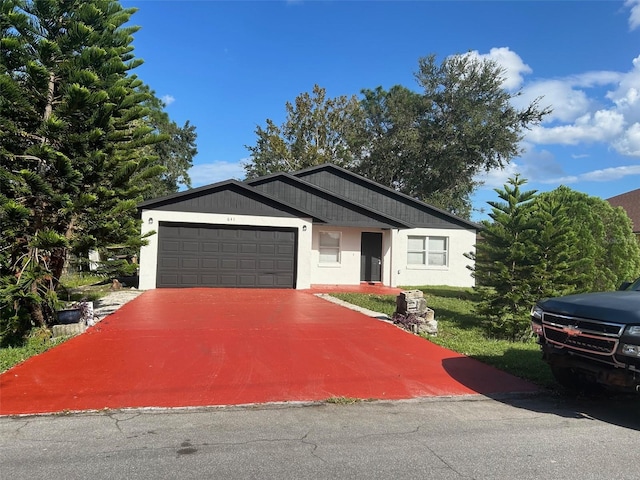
[{"left": 542, "top": 312, "right": 624, "bottom": 358}]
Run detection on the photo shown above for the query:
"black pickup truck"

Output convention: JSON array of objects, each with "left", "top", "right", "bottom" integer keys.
[{"left": 531, "top": 278, "right": 640, "bottom": 392}]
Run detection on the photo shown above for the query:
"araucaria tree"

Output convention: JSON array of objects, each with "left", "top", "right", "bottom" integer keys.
[
  {"left": 473, "top": 178, "right": 640, "bottom": 341},
  {"left": 244, "top": 54, "right": 550, "bottom": 218},
  {"left": 0, "top": 0, "right": 186, "bottom": 339},
  {"left": 472, "top": 175, "right": 540, "bottom": 340}
]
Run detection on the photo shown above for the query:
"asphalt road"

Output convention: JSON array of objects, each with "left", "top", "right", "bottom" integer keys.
[{"left": 2, "top": 393, "right": 640, "bottom": 480}]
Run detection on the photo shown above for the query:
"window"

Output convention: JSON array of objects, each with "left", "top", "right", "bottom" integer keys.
[
  {"left": 319, "top": 231, "right": 341, "bottom": 264},
  {"left": 407, "top": 235, "right": 448, "bottom": 267}
]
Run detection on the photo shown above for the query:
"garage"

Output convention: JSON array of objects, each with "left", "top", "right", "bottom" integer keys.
[{"left": 156, "top": 222, "right": 297, "bottom": 288}]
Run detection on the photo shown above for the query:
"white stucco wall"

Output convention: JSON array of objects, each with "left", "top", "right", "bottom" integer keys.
[
  {"left": 310, "top": 226, "right": 392, "bottom": 285},
  {"left": 309, "top": 226, "right": 475, "bottom": 288},
  {"left": 392, "top": 227, "right": 476, "bottom": 288},
  {"left": 138, "top": 209, "right": 313, "bottom": 290}
]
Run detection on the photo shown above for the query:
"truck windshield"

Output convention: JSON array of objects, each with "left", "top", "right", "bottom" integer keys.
[{"left": 622, "top": 278, "right": 640, "bottom": 291}]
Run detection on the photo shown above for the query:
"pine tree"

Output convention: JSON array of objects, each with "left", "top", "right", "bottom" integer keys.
[
  {"left": 527, "top": 195, "right": 583, "bottom": 300},
  {"left": 472, "top": 175, "right": 538, "bottom": 340},
  {"left": 0, "top": 0, "right": 162, "bottom": 338}
]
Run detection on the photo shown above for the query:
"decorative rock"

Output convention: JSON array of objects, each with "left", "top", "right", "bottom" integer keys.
[{"left": 393, "top": 291, "right": 438, "bottom": 335}]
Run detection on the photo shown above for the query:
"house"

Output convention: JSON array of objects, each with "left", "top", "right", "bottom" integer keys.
[
  {"left": 137, "top": 164, "right": 479, "bottom": 290},
  {"left": 607, "top": 188, "right": 640, "bottom": 240}
]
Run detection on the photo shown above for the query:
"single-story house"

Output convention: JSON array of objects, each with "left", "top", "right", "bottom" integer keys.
[
  {"left": 607, "top": 188, "right": 640, "bottom": 240},
  {"left": 137, "top": 163, "right": 479, "bottom": 290}
]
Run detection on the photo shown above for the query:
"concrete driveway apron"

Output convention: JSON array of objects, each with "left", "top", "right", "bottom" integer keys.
[{"left": 0, "top": 289, "right": 537, "bottom": 415}]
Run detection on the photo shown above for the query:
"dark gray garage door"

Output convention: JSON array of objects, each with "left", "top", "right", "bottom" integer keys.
[{"left": 156, "top": 223, "right": 297, "bottom": 288}]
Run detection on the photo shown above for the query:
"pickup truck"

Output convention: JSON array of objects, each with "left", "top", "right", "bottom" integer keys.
[{"left": 531, "top": 278, "right": 640, "bottom": 392}]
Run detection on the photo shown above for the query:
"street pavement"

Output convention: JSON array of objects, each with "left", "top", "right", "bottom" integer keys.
[{"left": 2, "top": 393, "right": 640, "bottom": 479}]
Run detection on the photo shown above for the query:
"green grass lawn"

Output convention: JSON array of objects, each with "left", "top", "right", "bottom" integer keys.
[
  {"left": 0, "top": 273, "right": 109, "bottom": 373},
  {"left": 0, "top": 328, "right": 69, "bottom": 373},
  {"left": 332, "top": 286, "right": 556, "bottom": 389}
]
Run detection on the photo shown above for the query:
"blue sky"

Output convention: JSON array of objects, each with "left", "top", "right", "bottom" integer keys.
[{"left": 123, "top": 0, "right": 640, "bottom": 220}]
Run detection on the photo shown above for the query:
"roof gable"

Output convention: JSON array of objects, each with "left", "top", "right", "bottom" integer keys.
[
  {"left": 137, "top": 180, "right": 326, "bottom": 221},
  {"left": 247, "top": 173, "right": 413, "bottom": 229},
  {"left": 294, "top": 164, "right": 479, "bottom": 230}
]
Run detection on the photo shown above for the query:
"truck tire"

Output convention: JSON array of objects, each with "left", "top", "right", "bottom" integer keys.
[{"left": 550, "top": 365, "right": 601, "bottom": 394}]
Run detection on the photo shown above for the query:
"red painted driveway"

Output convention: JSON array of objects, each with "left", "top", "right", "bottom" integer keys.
[{"left": 0, "top": 289, "right": 537, "bottom": 415}]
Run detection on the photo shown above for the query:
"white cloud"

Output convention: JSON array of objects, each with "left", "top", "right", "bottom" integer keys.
[
  {"left": 161, "top": 94, "right": 176, "bottom": 106},
  {"left": 527, "top": 109, "right": 625, "bottom": 145},
  {"left": 582, "top": 164, "right": 640, "bottom": 180},
  {"left": 466, "top": 47, "right": 532, "bottom": 90},
  {"left": 627, "top": 0, "right": 640, "bottom": 30},
  {"left": 189, "top": 160, "right": 246, "bottom": 187},
  {"left": 540, "top": 175, "right": 579, "bottom": 185},
  {"left": 518, "top": 54, "right": 640, "bottom": 159},
  {"left": 614, "top": 122, "right": 640, "bottom": 156},
  {"left": 606, "top": 54, "right": 640, "bottom": 123},
  {"left": 520, "top": 80, "right": 591, "bottom": 122},
  {"left": 541, "top": 164, "right": 640, "bottom": 184}
]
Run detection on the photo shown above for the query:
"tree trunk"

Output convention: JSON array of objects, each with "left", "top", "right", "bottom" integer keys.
[
  {"left": 43, "top": 71, "right": 55, "bottom": 124},
  {"left": 50, "top": 247, "right": 67, "bottom": 287},
  {"left": 28, "top": 284, "right": 46, "bottom": 328}
]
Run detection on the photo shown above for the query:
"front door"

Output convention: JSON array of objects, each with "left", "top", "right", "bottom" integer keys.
[{"left": 360, "top": 232, "right": 382, "bottom": 283}]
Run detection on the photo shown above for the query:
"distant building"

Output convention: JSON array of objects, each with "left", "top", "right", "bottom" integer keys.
[{"left": 607, "top": 188, "right": 640, "bottom": 239}]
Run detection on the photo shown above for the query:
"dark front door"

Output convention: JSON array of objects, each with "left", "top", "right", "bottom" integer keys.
[{"left": 360, "top": 232, "right": 382, "bottom": 283}]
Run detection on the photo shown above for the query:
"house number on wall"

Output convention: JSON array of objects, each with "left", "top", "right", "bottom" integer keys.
[{"left": 227, "top": 217, "right": 236, "bottom": 222}]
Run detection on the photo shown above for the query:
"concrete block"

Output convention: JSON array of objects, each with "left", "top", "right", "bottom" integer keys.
[{"left": 52, "top": 322, "right": 86, "bottom": 338}]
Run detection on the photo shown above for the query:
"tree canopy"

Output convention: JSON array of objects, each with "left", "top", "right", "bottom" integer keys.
[
  {"left": 244, "top": 84, "right": 364, "bottom": 179},
  {"left": 244, "top": 54, "right": 550, "bottom": 218},
  {"left": 533, "top": 186, "right": 640, "bottom": 292},
  {"left": 0, "top": 0, "right": 196, "bottom": 340},
  {"left": 139, "top": 86, "right": 197, "bottom": 199}
]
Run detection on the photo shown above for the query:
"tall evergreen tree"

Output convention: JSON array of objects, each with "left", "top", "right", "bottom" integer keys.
[
  {"left": 472, "top": 175, "right": 538, "bottom": 340},
  {"left": 528, "top": 195, "right": 582, "bottom": 299},
  {"left": 472, "top": 179, "right": 640, "bottom": 341},
  {"left": 0, "top": 0, "right": 163, "bottom": 338}
]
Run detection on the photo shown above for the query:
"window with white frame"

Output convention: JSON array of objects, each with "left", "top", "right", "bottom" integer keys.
[
  {"left": 407, "top": 235, "right": 448, "bottom": 267},
  {"left": 319, "top": 231, "right": 341, "bottom": 264}
]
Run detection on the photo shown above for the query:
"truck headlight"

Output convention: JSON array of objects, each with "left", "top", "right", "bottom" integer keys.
[
  {"left": 530, "top": 305, "right": 543, "bottom": 321},
  {"left": 530, "top": 305, "right": 543, "bottom": 335},
  {"left": 625, "top": 326, "right": 640, "bottom": 336}
]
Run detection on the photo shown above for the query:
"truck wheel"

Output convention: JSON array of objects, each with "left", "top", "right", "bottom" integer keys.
[{"left": 550, "top": 366, "right": 601, "bottom": 394}]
